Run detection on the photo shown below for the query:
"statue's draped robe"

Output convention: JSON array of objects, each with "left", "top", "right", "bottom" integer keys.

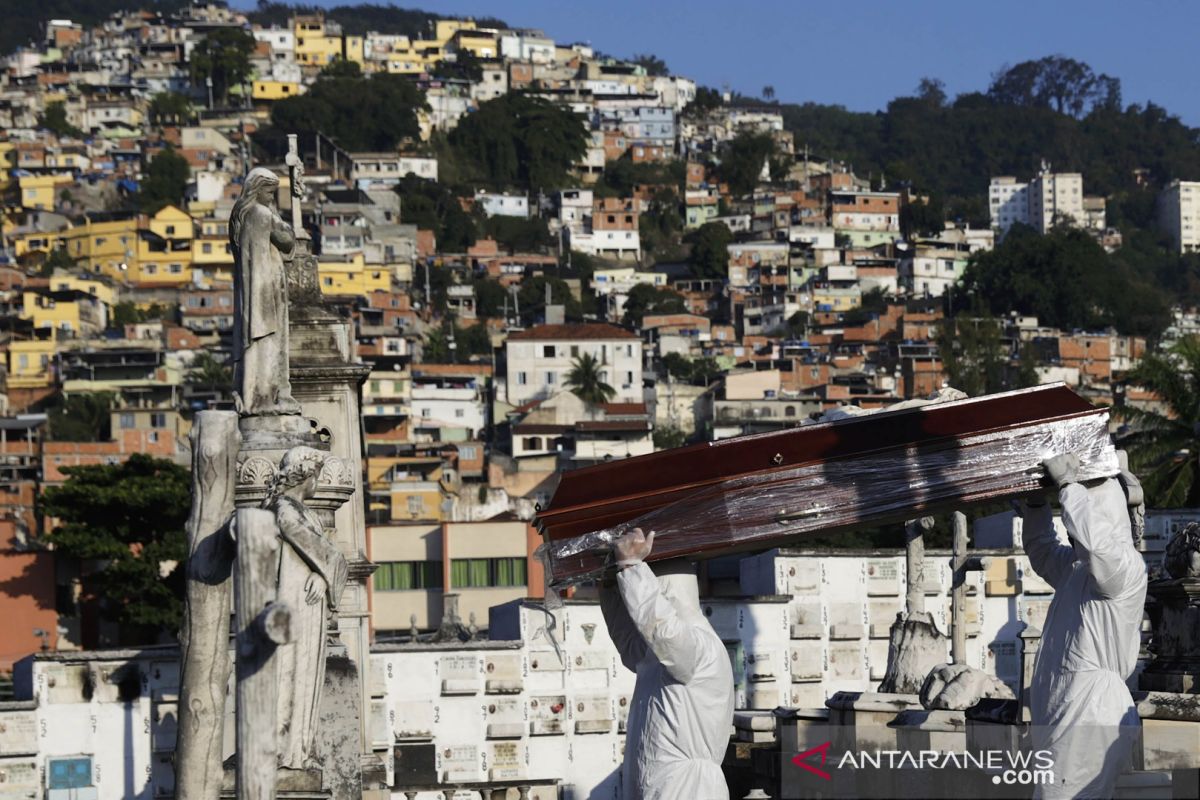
[
  {"left": 231, "top": 203, "right": 299, "bottom": 416},
  {"left": 270, "top": 496, "right": 349, "bottom": 769}
]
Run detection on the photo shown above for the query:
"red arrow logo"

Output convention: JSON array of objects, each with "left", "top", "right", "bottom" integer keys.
[{"left": 791, "top": 741, "right": 832, "bottom": 780}]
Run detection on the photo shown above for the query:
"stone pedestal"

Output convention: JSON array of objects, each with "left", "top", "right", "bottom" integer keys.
[
  {"left": 287, "top": 300, "right": 383, "bottom": 797},
  {"left": 1140, "top": 578, "right": 1200, "bottom": 693}
]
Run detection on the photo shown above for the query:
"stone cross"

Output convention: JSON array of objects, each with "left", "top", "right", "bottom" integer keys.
[{"left": 284, "top": 134, "right": 305, "bottom": 238}]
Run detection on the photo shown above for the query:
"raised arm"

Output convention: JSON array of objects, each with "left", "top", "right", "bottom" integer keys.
[
  {"left": 617, "top": 563, "right": 704, "bottom": 684},
  {"left": 600, "top": 578, "right": 647, "bottom": 672},
  {"left": 1059, "top": 479, "right": 1141, "bottom": 598},
  {"left": 1020, "top": 496, "right": 1077, "bottom": 590}
]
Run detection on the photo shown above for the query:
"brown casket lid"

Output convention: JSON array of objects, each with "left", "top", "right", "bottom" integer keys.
[{"left": 536, "top": 383, "right": 1102, "bottom": 542}]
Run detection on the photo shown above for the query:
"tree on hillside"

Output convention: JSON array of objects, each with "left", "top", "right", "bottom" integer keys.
[
  {"left": 270, "top": 71, "right": 426, "bottom": 152},
  {"left": 954, "top": 225, "right": 1168, "bottom": 337},
  {"left": 148, "top": 92, "right": 194, "bottom": 127},
  {"left": 688, "top": 222, "right": 732, "bottom": 279},
  {"left": 48, "top": 393, "right": 115, "bottom": 442},
  {"left": 565, "top": 353, "right": 616, "bottom": 407},
  {"left": 394, "top": 175, "right": 479, "bottom": 251},
  {"left": 42, "top": 454, "right": 191, "bottom": 642},
  {"left": 185, "top": 351, "right": 231, "bottom": 389},
  {"left": 138, "top": 147, "right": 190, "bottom": 213},
  {"left": 622, "top": 284, "right": 686, "bottom": 324},
  {"left": 1120, "top": 337, "right": 1200, "bottom": 507},
  {"left": 988, "top": 56, "right": 1121, "bottom": 118},
  {"left": 38, "top": 101, "right": 84, "bottom": 138},
  {"left": 632, "top": 54, "right": 669, "bottom": 77},
  {"left": 450, "top": 94, "right": 588, "bottom": 192},
  {"left": 719, "top": 132, "right": 775, "bottom": 194},
  {"left": 684, "top": 86, "right": 723, "bottom": 115},
  {"left": 936, "top": 315, "right": 1037, "bottom": 397},
  {"left": 190, "top": 28, "right": 255, "bottom": 106}
]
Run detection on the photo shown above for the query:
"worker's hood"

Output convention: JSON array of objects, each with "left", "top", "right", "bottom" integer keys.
[{"left": 652, "top": 560, "right": 705, "bottom": 623}]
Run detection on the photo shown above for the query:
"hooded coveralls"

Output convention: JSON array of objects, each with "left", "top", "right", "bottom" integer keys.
[
  {"left": 600, "top": 563, "right": 735, "bottom": 800},
  {"left": 1023, "top": 478, "right": 1148, "bottom": 799}
]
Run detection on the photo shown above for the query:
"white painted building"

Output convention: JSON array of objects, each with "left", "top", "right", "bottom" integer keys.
[
  {"left": 898, "top": 246, "right": 968, "bottom": 298},
  {"left": 476, "top": 191, "right": 529, "bottom": 219},
  {"left": 566, "top": 228, "right": 641, "bottom": 261},
  {"left": 1157, "top": 179, "right": 1200, "bottom": 254},
  {"left": 504, "top": 323, "right": 642, "bottom": 406},
  {"left": 989, "top": 165, "right": 1085, "bottom": 235}
]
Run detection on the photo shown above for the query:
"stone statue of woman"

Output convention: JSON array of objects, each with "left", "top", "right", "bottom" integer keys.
[
  {"left": 262, "top": 446, "right": 349, "bottom": 769},
  {"left": 229, "top": 167, "right": 302, "bottom": 417}
]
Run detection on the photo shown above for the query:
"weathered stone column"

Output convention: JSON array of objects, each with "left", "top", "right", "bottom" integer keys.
[{"left": 176, "top": 411, "right": 240, "bottom": 800}]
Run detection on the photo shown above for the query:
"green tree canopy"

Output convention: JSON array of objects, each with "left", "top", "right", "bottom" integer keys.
[
  {"left": 138, "top": 147, "right": 190, "bottom": 214},
  {"left": 688, "top": 222, "right": 733, "bottom": 279},
  {"left": 719, "top": 132, "right": 775, "bottom": 195},
  {"left": 1120, "top": 337, "right": 1200, "bottom": 507},
  {"left": 48, "top": 392, "right": 114, "bottom": 442},
  {"left": 449, "top": 94, "right": 588, "bottom": 192},
  {"left": 631, "top": 54, "right": 669, "bottom": 77},
  {"left": 270, "top": 71, "right": 426, "bottom": 152},
  {"left": 38, "top": 101, "right": 83, "bottom": 138},
  {"left": 186, "top": 351, "right": 232, "bottom": 389},
  {"left": 954, "top": 226, "right": 1169, "bottom": 337},
  {"left": 42, "top": 454, "right": 191, "bottom": 641},
  {"left": 148, "top": 92, "right": 194, "bottom": 127},
  {"left": 190, "top": 27, "right": 255, "bottom": 105},
  {"left": 622, "top": 283, "right": 686, "bottom": 324},
  {"left": 565, "top": 353, "right": 617, "bottom": 406},
  {"left": 935, "top": 314, "right": 1038, "bottom": 397}
]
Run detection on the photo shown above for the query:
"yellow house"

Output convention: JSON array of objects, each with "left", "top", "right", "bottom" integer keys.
[
  {"left": 132, "top": 206, "right": 195, "bottom": 286},
  {"left": 46, "top": 270, "right": 117, "bottom": 307},
  {"left": 318, "top": 253, "right": 390, "bottom": 296},
  {"left": 433, "top": 20, "right": 476, "bottom": 43},
  {"left": 63, "top": 216, "right": 139, "bottom": 277},
  {"left": 19, "top": 174, "right": 73, "bottom": 210},
  {"left": 448, "top": 27, "right": 498, "bottom": 58},
  {"left": 20, "top": 288, "right": 106, "bottom": 335},
  {"left": 7, "top": 227, "right": 69, "bottom": 259},
  {"left": 293, "top": 14, "right": 363, "bottom": 67},
  {"left": 5, "top": 338, "right": 58, "bottom": 389},
  {"left": 252, "top": 80, "right": 302, "bottom": 101},
  {"left": 147, "top": 205, "right": 194, "bottom": 240}
]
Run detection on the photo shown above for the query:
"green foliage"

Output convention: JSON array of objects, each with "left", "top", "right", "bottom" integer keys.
[
  {"left": 565, "top": 353, "right": 617, "bottom": 406},
  {"left": 661, "top": 353, "right": 721, "bottom": 385},
  {"left": 900, "top": 196, "right": 947, "bottom": 239},
  {"left": 247, "top": 3, "right": 506, "bottom": 38},
  {"left": 395, "top": 175, "right": 479, "bottom": 251},
  {"left": 48, "top": 392, "right": 114, "bottom": 442},
  {"left": 652, "top": 424, "right": 687, "bottom": 450},
  {"left": 430, "top": 50, "right": 483, "bottom": 83},
  {"left": 631, "top": 54, "right": 669, "bottom": 77},
  {"left": 684, "top": 86, "right": 723, "bottom": 115},
  {"left": 838, "top": 288, "right": 889, "bottom": 327},
  {"left": 190, "top": 28, "right": 255, "bottom": 105},
  {"left": 517, "top": 275, "right": 582, "bottom": 324},
  {"left": 687, "top": 222, "right": 733, "bottom": 279},
  {"left": 719, "top": 132, "right": 775, "bottom": 195},
  {"left": 1120, "top": 337, "right": 1200, "bottom": 507},
  {"left": 594, "top": 158, "right": 684, "bottom": 199},
  {"left": 936, "top": 314, "right": 1038, "bottom": 397},
  {"left": 472, "top": 277, "right": 509, "bottom": 319},
  {"left": 423, "top": 322, "right": 492, "bottom": 364},
  {"left": 38, "top": 101, "right": 83, "bottom": 138},
  {"left": 185, "top": 351, "right": 231, "bottom": 389},
  {"left": 138, "top": 147, "right": 190, "bottom": 214},
  {"left": 320, "top": 57, "right": 362, "bottom": 79},
  {"left": 622, "top": 283, "right": 685, "bottom": 324},
  {"left": 954, "top": 226, "right": 1169, "bottom": 337},
  {"left": 39, "top": 247, "right": 76, "bottom": 276},
  {"left": 988, "top": 56, "right": 1121, "bottom": 118},
  {"left": 484, "top": 215, "right": 552, "bottom": 253},
  {"left": 271, "top": 71, "right": 425, "bottom": 152},
  {"left": 148, "top": 92, "right": 194, "bottom": 126},
  {"left": 638, "top": 187, "right": 685, "bottom": 263},
  {"left": 111, "top": 301, "right": 167, "bottom": 328},
  {"left": 450, "top": 94, "right": 588, "bottom": 192},
  {"left": 42, "top": 454, "right": 191, "bottom": 638}
]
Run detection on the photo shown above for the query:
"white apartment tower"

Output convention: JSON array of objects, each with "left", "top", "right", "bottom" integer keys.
[
  {"left": 989, "top": 162, "right": 1084, "bottom": 235},
  {"left": 1157, "top": 180, "right": 1200, "bottom": 254}
]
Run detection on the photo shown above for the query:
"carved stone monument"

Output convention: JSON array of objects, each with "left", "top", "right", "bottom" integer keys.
[{"left": 177, "top": 142, "right": 378, "bottom": 800}]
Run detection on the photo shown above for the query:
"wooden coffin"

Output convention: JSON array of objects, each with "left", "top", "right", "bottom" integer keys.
[{"left": 536, "top": 384, "right": 1118, "bottom": 586}]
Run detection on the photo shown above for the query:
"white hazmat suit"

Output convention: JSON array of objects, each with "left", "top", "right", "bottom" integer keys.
[
  {"left": 1022, "top": 475, "right": 1147, "bottom": 799},
  {"left": 600, "top": 557, "right": 735, "bottom": 800}
]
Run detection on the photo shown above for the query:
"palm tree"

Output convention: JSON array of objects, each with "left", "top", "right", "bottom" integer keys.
[
  {"left": 186, "top": 351, "right": 232, "bottom": 389},
  {"left": 564, "top": 353, "right": 616, "bottom": 407},
  {"left": 1119, "top": 336, "right": 1200, "bottom": 507}
]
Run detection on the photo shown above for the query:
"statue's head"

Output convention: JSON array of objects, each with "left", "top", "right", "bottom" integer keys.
[
  {"left": 230, "top": 168, "right": 281, "bottom": 247},
  {"left": 263, "top": 446, "right": 325, "bottom": 506}
]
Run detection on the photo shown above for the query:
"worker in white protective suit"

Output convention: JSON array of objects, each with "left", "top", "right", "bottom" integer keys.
[
  {"left": 1018, "top": 454, "right": 1148, "bottom": 799},
  {"left": 598, "top": 528, "right": 735, "bottom": 800}
]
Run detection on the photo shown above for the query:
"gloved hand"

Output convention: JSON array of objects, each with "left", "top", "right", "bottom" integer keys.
[
  {"left": 613, "top": 528, "right": 655, "bottom": 567},
  {"left": 1042, "top": 454, "right": 1081, "bottom": 487}
]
